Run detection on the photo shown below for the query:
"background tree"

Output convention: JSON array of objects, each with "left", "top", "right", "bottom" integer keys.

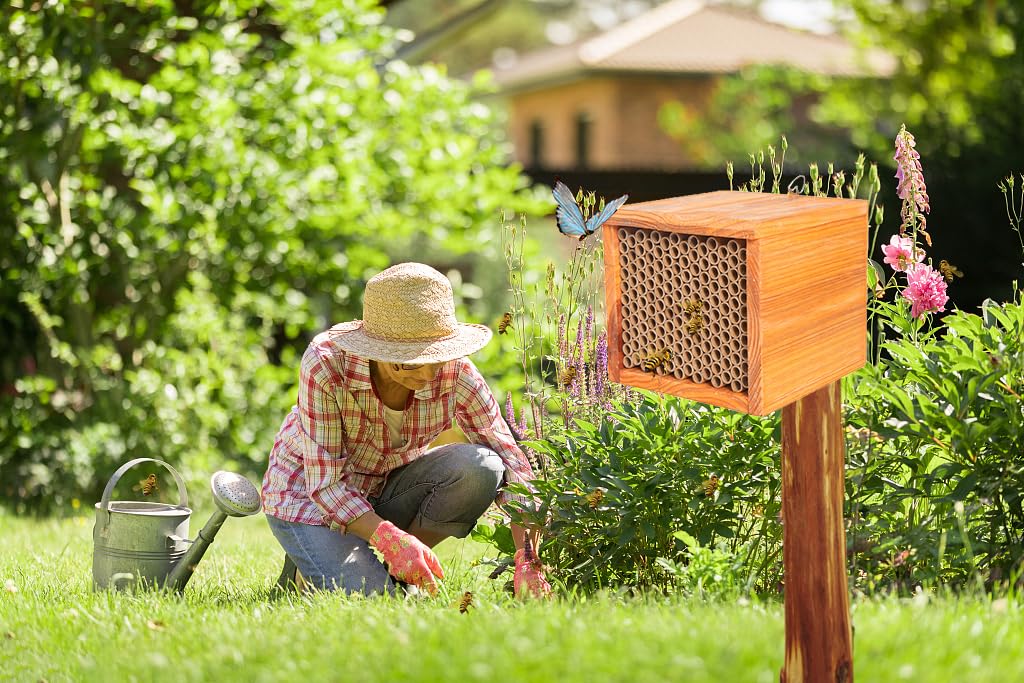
[
  {"left": 0, "top": 0, "right": 541, "bottom": 510},
  {"left": 817, "top": 0, "right": 1024, "bottom": 308}
]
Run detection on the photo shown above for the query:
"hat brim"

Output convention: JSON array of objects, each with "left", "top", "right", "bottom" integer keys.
[{"left": 327, "top": 321, "right": 493, "bottom": 364}]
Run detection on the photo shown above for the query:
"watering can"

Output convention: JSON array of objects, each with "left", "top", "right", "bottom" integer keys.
[{"left": 92, "top": 457, "right": 261, "bottom": 591}]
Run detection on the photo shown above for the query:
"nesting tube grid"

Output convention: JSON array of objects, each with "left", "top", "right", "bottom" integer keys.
[{"left": 617, "top": 227, "right": 748, "bottom": 392}]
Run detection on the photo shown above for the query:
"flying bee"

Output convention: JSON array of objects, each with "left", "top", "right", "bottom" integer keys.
[
  {"left": 133, "top": 474, "right": 159, "bottom": 497},
  {"left": 702, "top": 474, "right": 720, "bottom": 497},
  {"left": 938, "top": 259, "right": 964, "bottom": 283},
  {"left": 584, "top": 488, "right": 605, "bottom": 509},
  {"left": 497, "top": 311, "right": 513, "bottom": 335},
  {"left": 458, "top": 591, "right": 474, "bottom": 613},
  {"left": 559, "top": 365, "right": 578, "bottom": 387},
  {"left": 639, "top": 348, "right": 671, "bottom": 373}
]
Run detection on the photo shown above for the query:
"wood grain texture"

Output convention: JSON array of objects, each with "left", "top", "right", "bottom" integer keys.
[
  {"left": 753, "top": 211, "right": 867, "bottom": 413},
  {"left": 603, "top": 191, "right": 867, "bottom": 415},
  {"left": 780, "top": 380, "right": 853, "bottom": 683},
  {"left": 603, "top": 222, "right": 624, "bottom": 384},
  {"left": 606, "top": 191, "right": 865, "bottom": 239}
]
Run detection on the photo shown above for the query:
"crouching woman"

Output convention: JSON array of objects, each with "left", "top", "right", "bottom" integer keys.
[{"left": 261, "top": 262, "right": 549, "bottom": 598}]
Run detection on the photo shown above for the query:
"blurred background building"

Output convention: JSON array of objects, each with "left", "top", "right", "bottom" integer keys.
[
  {"left": 488, "top": 1, "right": 893, "bottom": 172},
  {"left": 385, "top": 0, "right": 894, "bottom": 201}
]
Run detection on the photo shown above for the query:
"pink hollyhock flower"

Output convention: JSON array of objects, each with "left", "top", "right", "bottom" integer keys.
[
  {"left": 881, "top": 234, "right": 924, "bottom": 272},
  {"left": 901, "top": 264, "right": 948, "bottom": 319}
]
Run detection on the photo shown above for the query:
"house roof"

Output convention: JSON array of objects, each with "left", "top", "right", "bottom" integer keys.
[{"left": 489, "top": 0, "right": 896, "bottom": 93}]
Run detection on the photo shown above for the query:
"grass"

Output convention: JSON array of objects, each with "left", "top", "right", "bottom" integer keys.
[{"left": 2, "top": 508, "right": 1023, "bottom": 683}]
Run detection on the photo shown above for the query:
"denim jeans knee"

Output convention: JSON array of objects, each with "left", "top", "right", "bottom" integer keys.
[{"left": 373, "top": 443, "right": 504, "bottom": 539}]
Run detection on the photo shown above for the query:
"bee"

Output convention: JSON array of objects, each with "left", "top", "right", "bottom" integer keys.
[
  {"left": 497, "top": 311, "right": 513, "bottom": 335},
  {"left": 134, "top": 474, "right": 159, "bottom": 496},
  {"left": 639, "top": 348, "right": 671, "bottom": 373},
  {"left": 702, "top": 474, "right": 719, "bottom": 497},
  {"left": 938, "top": 259, "right": 964, "bottom": 283},
  {"left": 487, "top": 559, "right": 513, "bottom": 580},
  {"left": 559, "top": 365, "right": 578, "bottom": 387},
  {"left": 584, "top": 488, "right": 605, "bottom": 509},
  {"left": 683, "top": 298, "right": 705, "bottom": 334},
  {"left": 458, "top": 591, "right": 474, "bottom": 613}
]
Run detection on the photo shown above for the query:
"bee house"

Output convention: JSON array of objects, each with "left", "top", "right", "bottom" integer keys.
[{"left": 604, "top": 190, "right": 868, "bottom": 416}]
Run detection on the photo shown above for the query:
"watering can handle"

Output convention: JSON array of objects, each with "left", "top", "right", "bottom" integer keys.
[{"left": 99, "top": 458, "right": 189, "bottom": 512}]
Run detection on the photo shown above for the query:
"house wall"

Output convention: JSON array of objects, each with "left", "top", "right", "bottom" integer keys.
[
  {"left": 507, "top": 74, "right": 718, "bottom": 170},
  {"left": 508, "top": 78, "right": 620, "bottom": 169},
  {"left": 614, "top": 74, "right": 716, "bottom": 169}
]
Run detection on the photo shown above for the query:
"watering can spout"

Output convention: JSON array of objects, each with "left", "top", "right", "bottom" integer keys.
[{"left": 166, "top": 471, "right": 262, "bottom": 592}]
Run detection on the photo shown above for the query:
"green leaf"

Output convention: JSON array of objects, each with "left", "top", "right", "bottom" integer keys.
[
  {"left": 867, "top": 258, "right": 886, "bottom": 290},
  {"left": 672, "top": 530, "right": 700, "bottom": 549}
]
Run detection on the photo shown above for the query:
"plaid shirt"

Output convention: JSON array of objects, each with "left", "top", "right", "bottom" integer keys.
[{"left": 261, "top": 326, "right": 534, "bottom": 532}]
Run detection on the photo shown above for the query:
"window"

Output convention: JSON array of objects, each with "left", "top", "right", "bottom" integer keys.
[
  {"left": 529, "top": 119, "right": 544, "bottom": 168},
  {"left": 575, "top": 112, "right": 592, "bottom": 168}
]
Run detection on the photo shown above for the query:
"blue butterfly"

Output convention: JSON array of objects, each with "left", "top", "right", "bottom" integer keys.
[{"left": 553, "top": 180, "right": 629, "bottom": 240}]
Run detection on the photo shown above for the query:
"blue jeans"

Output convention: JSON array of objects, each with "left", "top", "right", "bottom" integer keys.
[{"left": 266, "top": 443, "right": 505, "bottom": 595}]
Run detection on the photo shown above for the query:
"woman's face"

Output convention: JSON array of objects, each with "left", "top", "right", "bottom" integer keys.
[{"left": 381, "top": 361, "right": 443, "bottom": 391}]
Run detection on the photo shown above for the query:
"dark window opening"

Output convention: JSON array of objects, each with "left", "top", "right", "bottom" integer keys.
[
  {"left": 575, "top": 112, "right": 592, "bottom": 168},
  {"left": 529, "top": 119, "right": 544, "bottom": 168}
]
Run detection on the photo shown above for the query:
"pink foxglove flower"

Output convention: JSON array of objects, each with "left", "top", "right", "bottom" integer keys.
[
  {"left": 901, "top": 264, "right": 948, "bottom": 319},
  {"left": 894, "top": 125, "right": 931, "bottom": 243},
  {"left": 881, "top": 234, "right": 924, "bottom": 272}
]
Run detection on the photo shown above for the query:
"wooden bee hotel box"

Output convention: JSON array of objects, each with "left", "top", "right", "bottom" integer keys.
[{"left": 604, "top": 190, "right": 868, "bottom": 416}]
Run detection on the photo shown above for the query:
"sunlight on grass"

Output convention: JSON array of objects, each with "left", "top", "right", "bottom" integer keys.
[{"left": 1, "top": 512, "right": 1022, "bottom": 683}]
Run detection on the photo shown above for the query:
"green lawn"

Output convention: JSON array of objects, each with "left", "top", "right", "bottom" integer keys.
[{"left": 1, "top": 508, "right": 1022, "bottom": 683}]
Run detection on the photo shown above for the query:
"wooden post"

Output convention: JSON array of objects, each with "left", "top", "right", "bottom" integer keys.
[{"left": 780, "top": 380, "right": 853, "bottom": 683}]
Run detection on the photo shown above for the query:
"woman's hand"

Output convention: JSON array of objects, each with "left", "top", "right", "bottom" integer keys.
[
  {"left": 513, "top": 541, "right": 552, "bottom": 599},
  {"left": 369, "top": 520, "right": 444, "bottom": 594}
]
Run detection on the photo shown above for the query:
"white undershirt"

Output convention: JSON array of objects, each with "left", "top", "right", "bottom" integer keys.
[{"left": 383, "top": 405, "right": 406, "bottom": 447}]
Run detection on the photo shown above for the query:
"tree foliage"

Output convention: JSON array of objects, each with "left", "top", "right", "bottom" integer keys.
[
  {"left": 0, "top": 0, "right": 538, "bottom": 510},
  {"left": 822, "top": 0, "right": 1024, "bottom": 307}
]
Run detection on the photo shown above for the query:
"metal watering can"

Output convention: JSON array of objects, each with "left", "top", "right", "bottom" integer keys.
[{"left": 92, "top": 457, "right": 261, "bottom": 591}]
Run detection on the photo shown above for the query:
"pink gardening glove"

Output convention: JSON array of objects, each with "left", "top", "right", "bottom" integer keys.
[
  {"left": 513, "top": 539, "right": 552, "bottom": 599},
  {"left": 369, "top": 521, "right": 444, "bottom": 595}
]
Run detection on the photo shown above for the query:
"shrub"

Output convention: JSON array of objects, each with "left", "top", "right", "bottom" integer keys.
[
  {"left": 503, "top": 392, "right": 782, "bottom": 593},
  {"left": 844, "top": 298, "right": 1024, "bottom": 590},
  {"left": 0, "top": 1, "right": 536, "bottom": 510}
]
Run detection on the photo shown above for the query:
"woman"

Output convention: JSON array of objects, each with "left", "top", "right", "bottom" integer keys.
[{"left": 261, "top": 262, "right": 550, "bottom": 598}]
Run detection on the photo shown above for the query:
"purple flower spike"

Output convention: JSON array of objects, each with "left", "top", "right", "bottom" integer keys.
[
  {"left": 594, "top": 332, "right": 608, "bottom": 399},
  {"left": 584, "top": 305, "right": 594, "bottom": 358},
  {"left": 557, "top": 314, "right": 567, "bottom": 365},
  {"left": 573, "top": 322, "right": 585, "bottom": 396},
  {"left": 505, "top": 393, "right": 522, "bottom": 440}
]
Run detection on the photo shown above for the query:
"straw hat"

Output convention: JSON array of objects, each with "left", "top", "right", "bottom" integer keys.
[{"left": 328, "top": 262, "right": 493, "bottom": 364}]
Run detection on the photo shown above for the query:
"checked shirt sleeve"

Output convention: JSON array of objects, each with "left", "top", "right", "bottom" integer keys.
[
  {"left": 453, "top": 359, "right": 536, "bottom": 512},
  {"left": 297, "top": 344, "right": 373, "bottom": 532}
]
